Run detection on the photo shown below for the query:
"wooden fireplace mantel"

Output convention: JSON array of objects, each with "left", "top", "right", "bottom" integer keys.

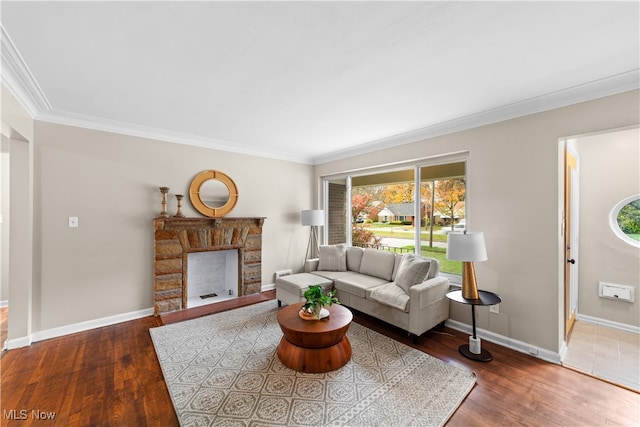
[{"left": 153, "top": 216, "right": 265, "bottom": 315}]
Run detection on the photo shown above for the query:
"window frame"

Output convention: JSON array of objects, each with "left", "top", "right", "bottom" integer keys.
[
  {"left": 609, "top": 194, "right": 640, "bottom": 248},
  {"left": 321, "top": 151, "right": 469, "bottom": 280}
]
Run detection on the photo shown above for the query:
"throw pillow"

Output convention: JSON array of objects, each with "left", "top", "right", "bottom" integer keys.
[
  {"left": 395, "top": 253, "right": 431, "bottom": 294},
  {"left": 359, "top": 248, "right": 396, "bottom": 281},
  {"left": 346, "top": 246, "right": 364, "bottom": 272},
  {"left": 317, "top": 245, "right": 347, "bottom": 271}
]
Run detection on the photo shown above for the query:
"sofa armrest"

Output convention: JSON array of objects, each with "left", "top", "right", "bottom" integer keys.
[
  {"left": 407, "top": 276, "right": 450, "bottom": 336},
  {"left": 304, "top": 258, "right": 320, "bottom": 272},
  {"left": 410, "top": 277, "right": 450, "bottom": 310}
]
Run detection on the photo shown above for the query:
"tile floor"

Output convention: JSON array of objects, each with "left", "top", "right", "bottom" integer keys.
[{"left": 563, "top": 320, "right": 640, "bottom": 391}]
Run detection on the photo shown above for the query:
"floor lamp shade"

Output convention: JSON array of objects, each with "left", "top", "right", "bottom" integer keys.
[
  {"left": 446, "top": 231, "right": 487, "bottom": 299},
  {"left": 301, "top": 210, "right": 325, "bottom": 226}
]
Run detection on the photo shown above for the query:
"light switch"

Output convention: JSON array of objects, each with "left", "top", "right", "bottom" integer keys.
[{"left": 68, "top": 217, "right": 79, "bottom": 228}]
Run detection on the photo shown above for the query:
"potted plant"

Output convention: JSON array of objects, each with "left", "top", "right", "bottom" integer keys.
[{"left": 300, "top": 285, "right": 340, "bottom": 320}]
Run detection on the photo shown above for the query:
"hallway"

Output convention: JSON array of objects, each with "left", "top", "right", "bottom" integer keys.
[{"left": 563, "top": 320, "right": 639, "bottom": 391}]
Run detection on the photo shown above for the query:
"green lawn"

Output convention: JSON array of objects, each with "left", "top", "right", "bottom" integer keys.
[
  {"left": 356, "top": 223, "right": 462, "bottom": 275},
  {"left": 386, "top": 245, "right": 462, "bottom": 275},
  {"left": 362, "top": 223, "right": 450, "bottom": 242}
]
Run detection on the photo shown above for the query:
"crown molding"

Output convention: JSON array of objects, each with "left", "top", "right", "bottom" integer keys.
[
  {"left": 311, "top": 69, "right": 640, "bottom": 165},
  {"left": 38, "top": 70, "right": 639, "bottom": 166},
  {"left": 1, "top": 25, "right": 51, "bottom": 117},
  {"left": 36, "top": 109, "right": 314, "bottom": 164}
]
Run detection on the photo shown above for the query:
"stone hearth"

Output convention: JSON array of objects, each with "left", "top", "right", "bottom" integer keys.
[{"left": 153, "top": 217, "right": 265, "bottom": 315}]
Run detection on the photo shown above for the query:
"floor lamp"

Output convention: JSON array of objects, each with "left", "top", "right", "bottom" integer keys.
[{"left": 302, "top": 210, "right": 324, "bottom": 260}]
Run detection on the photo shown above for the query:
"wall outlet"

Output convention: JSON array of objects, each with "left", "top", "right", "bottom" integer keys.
[
  {"left": 490, "top": 304, "right": 499, "bottom": 314},
  {"left": 68, "top": 217, "right": 79, "bottom": 228}
]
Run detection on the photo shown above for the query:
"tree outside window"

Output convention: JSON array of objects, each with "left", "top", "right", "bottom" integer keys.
[
  {"left": 350, "top": 177, "right": 465, "bottom": 274},
  {"left": 616, "top": 197, "right": 640, "bottom": 242},
  {"left": 434, "top": 178, "right": 466, "bottom": 231}
]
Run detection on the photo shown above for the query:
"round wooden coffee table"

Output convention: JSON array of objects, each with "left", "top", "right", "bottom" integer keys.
[{"left": 276, "top": 302, "right": 353, "bottom": 373}]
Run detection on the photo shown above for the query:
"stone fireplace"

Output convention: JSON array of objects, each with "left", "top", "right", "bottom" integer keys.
[{"left": 153, "top": 217, "right": 265, "bottom": 315}]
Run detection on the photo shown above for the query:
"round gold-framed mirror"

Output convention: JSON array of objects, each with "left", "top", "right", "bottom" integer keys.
[{"left": 189, "top": 170, "right": 238, "bottom": 217}]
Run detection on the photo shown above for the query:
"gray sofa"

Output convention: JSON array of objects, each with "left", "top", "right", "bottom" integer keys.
[{"left": 276, "top": 245, "right": 450, "bottom": 340}]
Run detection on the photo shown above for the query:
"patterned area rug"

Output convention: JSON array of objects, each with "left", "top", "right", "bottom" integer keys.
[{"left": 150, "top": 301, "right": 476, "bottom": 426}]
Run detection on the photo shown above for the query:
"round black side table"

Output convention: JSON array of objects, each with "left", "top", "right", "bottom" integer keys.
[{"left": 446, "top": 289, "right": 502, "bottom": 362}]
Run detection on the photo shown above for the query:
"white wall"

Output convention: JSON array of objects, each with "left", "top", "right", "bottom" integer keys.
[
  {"left": 315, "top": 90, "right": 640, "bottom": 354},
  {"left": 576, "top": 127, "right": 639, "bottom": 327},
  {"left": 31, "top": 121, "right": 314, "bottom": 333}
]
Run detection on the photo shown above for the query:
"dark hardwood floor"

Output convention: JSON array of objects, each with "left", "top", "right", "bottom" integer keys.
[{"left": 1, "top": 290, "right": 638, "bottom": 426}]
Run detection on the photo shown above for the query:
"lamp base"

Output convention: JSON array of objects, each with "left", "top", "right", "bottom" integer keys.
[
  {"left": 305, "top": 226, "right": 320, "bottom": 261},
  {"left": 459, "top": 344, "right": 493, "bottom": 362},
  {"left": 469, "top": 336, "right": 481, "bottom": 354},
  {"left": 461, "top": 261, "right": 480, "bottom": 299}
]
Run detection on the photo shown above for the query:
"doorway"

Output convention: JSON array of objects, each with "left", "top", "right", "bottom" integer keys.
[
  {"left": 564, "top": 147, "right": 578, "bottom": 340},
  {"left": 560, "top": 127, "right": 640, "bottom": 391}
]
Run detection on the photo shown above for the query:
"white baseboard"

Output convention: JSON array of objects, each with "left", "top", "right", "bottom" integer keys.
[
  {"left": 4, "top": 308, "right": 153, "bottom": 350},
  {"left": 5, "top": 285, "right": 280, "bottom": 351},
  {"left": 445, "top": 319, "right": 562, "bottom": 365},
  {"left": 28, "top": 307, "right": 154, "bottom": 345},
  {"left": 262, "top": 283, "right": 275, "bottom": 292},
  {"left": 576, "top": 313, "right": 640, "bottom": 334},
  {"left": 5, "top": 335, "right": 32, "bottom": 350},
  {"left": 559, "top": 340, "right": 569, "bottom": 362}
]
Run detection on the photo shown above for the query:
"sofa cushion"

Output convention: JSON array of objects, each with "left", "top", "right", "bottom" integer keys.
[
  {"left": 391, "top": 253, "right": 403, "bottom": 281},
  {"left": 425, "top": 257, "right": 439, "bottom": 280},
  {"left": 346, "top": 246, "right": 364, "bottom": 272},
  {"left": 317, "top": 245, "right": 347, "bottom": 271},
  {"left": 275, "top": 273, "right": 334, "bottom": 297},
  {"left": 367, "top": 283, "right": 410, "bottom": 312},
  {"left": 334, "top": 274, "right": 390, "bottom": 299},
  {"left": 395, "top": 254, "right": 432, "bottom": 294},
  {"left": 359, "top": 248, "right": 395, "bottom": 281},
  {"left": 311, "top": 270, "right": 357, "bottom": 281}
]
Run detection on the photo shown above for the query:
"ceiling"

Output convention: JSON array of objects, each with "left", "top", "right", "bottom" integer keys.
[{"left": 1, "top": 1, "right": 638, "bottom": 164}]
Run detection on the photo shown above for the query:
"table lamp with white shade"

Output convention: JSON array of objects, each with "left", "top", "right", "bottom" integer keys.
[{"left": 446, "top": 230, "right": 488, "bottom": 300}]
